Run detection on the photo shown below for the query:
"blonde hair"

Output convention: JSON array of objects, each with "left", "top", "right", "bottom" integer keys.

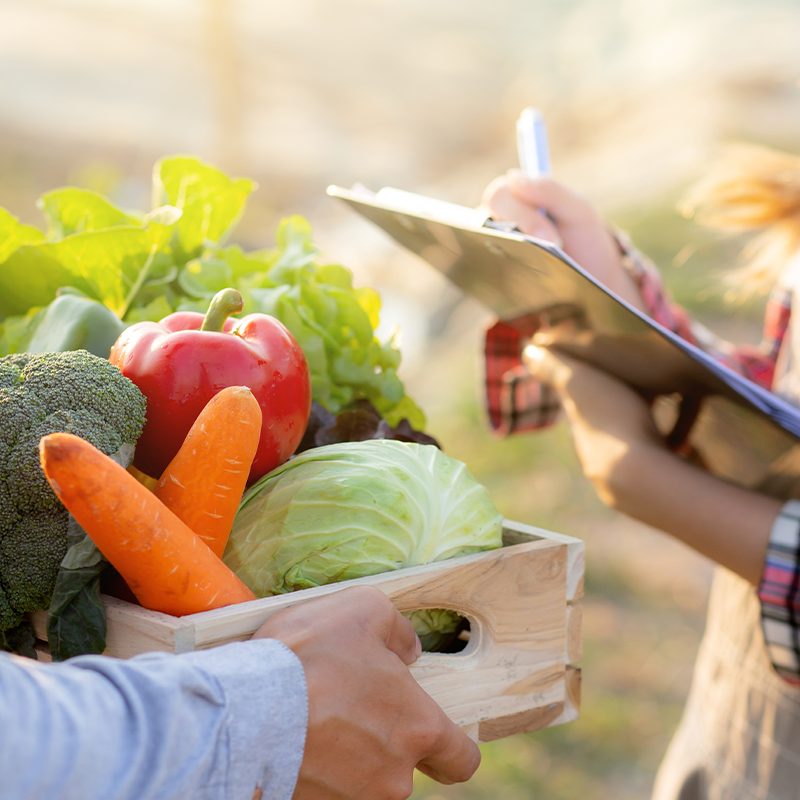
[{"left": 680, "top": 143, "right": 800, "bottom": 296}]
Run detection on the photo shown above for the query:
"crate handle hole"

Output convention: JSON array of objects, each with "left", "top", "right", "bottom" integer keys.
[{"left": 406, "top": 609, "right": 471, "bottom": 654}]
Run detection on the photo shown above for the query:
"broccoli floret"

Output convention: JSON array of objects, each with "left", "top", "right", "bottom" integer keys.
[
  {"left": 0, "top": 353, "right": 29, "bottom": 390},
  {"left": 0, "top": 511, "right": 69, "bottom": 615},
  {"left": 0, "top": 350, "right": 147, "bottom": 641}
]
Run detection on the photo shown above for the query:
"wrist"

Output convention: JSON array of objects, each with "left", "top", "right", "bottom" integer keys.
[
  {"left": 598, "top": 440, "right": 782, "bottom": 583},
  {"left": 598, "top": 440, "right": 668, "bottom": 513}
]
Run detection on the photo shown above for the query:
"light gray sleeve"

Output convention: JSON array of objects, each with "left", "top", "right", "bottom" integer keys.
[{"left": 0, "top": 638, "right": 307, "bottom": 800}]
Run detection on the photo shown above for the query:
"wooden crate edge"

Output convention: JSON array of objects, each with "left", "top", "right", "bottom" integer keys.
[{"left": 33, "top": 519, "right": 584, "bottom": 741}]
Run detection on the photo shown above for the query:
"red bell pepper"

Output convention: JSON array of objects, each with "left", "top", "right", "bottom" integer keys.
[{"left": 109, "top": 288, "right": 311, "bottom": 483}]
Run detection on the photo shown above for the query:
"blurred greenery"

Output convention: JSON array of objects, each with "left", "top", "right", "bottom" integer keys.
[{"left": 616, "top": 193, "right": 766, "bottom": 322}]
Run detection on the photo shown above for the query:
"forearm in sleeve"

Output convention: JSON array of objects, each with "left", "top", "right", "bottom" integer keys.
[{"left": 0, "top": 638, "right": 307, "bottom": 800}]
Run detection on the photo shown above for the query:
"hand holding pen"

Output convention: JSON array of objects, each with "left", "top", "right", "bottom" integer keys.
[
  {"left": 481, "top": 109, "right": 646, "bottom": 307},
  {"left": 481, "top": 106, "right": 561, "bottom": 240}
]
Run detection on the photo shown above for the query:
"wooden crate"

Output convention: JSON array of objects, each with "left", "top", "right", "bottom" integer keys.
[{"left": 34, "top": 519, "right": 583, "bottom": 743}]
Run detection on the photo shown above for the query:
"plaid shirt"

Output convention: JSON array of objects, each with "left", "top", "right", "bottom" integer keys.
[{"left": 483, "top": 236, "right": 799, "bottom": 683}]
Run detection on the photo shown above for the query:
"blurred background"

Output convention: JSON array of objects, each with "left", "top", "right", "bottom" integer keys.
[{"left": 3, "top": 0, "right": 800, "bottom": 796}]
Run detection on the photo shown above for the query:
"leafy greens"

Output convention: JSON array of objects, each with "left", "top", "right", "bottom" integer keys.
[{"left": 0, "top": 156, "right": 423, "bottom": 427}]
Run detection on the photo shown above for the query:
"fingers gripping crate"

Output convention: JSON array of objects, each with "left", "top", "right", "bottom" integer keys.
[{"left": 34, "top": 519, "right": 583, "bottom": 742}]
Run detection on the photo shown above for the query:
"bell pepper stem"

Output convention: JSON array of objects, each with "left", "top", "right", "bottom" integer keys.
[{"left": 201, "top": 288, "right": 244, "bottom": 332}]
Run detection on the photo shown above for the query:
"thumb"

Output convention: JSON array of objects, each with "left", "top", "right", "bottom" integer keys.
[
  {"left": 349, "top": 586, "right": 421, "bottom": 665},
  {"left": 522, "top": 343, "right": 574, "bottom": 389},
  {"left": 480, "top": 175, "right": 562, "bottom": 243},
  {"left": 384, "top": 607, "right": 423, "bottom": 665}
]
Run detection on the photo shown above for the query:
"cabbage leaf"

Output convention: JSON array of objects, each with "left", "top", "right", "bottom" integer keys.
[{"left": 225, "top": 440, "right": 503, "bottom": 598}]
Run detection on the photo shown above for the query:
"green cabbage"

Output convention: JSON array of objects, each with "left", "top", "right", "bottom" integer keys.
[{"left": 224, "top": 440, "right": 503, "bottom": 648}]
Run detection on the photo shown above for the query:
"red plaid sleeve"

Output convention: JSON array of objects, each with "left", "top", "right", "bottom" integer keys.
[
  {"left": 484, "top": 315, "right": 562, "bottom": 435},
  {"left": 484, "top": 233, "right": 789, "bottom": 436}
]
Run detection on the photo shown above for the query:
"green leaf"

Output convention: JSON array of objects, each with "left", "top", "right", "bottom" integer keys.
[
  {"left": 37, "top": 188, "right": 141, "bottom": 238},
  {"left": 175, "top": 296, "right": 212, "bottom": 314},
  {"left": 46, "top": 444, "right": 135, "bottom": 661},
  {"left": 0, "top": 241, "right": 93, "bottom": 319},
  {"left": 0, "top": 218, "right": 176, "bottom": 320},
  {"left": 381, "top": 394, "right": 426, "bottom": 429},
  {"left": 221, "top": 245, "right": 276, "bottom": 281},
  {"left": 52, "top": 226, "right": 169, "bottom": 317},
  {"left": 245, "top": 284, "right": 293, "bottom": 316},
  {"left": 316, "top": 263, "right": 354, "bottom": 290},
  {"left": 178, "top": 256, "right": 234, "bottom": 299},
  {"left": 406, "top": 609, "right": 463, "bottom": 653},
  {"left": 269, "top": 215, "right": 319, "bottom": 280},
  {"left": 0, "top": 619, "right": 37, "bottom": 658},
  {"left": 123, "top": 294, "right": 174, "bottom": 323},
  {"left": 0, "top": 208, "right": 45, "bottom": 262},
  {"left": 46, "top": 515, "right": 108, "bottom": 661},
  {"left": 144, "top": 204, "right": 182, "bottom": 227},
  {"left": 0, "top": 307, "right": 46, "bottom": 356},
  {"left": 298, "top": 279, "right": 338, "bottom": 329},
  {"left": 355, "top": 286, "right": 382, "bottom": 330},
  {"left": 25, "top": 293, "right": 126, "bottom": 358},
  {"left": 140, "top": 258, "right": 179, "bottom": 289},
  {"left": 331, "top": 355, "right": 372, "bottom": 385},
  {"left": 153, "top": 156, "right": 255, "bottom": 256}
]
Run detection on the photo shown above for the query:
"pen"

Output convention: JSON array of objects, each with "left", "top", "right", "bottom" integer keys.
[{"left": 516, "top": 107, "right": 550, "bottom": 178}]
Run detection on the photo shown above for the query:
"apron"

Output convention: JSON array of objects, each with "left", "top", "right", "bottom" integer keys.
[
  {"left": 651, "top": 567, "right": 800, "bottom": 799},
  {"left": 652, "top": 275, "right": 800, "bottom": 799}
]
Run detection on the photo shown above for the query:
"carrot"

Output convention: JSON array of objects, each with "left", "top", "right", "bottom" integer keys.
[
  {"left": 39, "top": 432, "right": 256, "bottom": 616},
  {"left": 154, "top": 386, "right": 262, "bottom": 557}
]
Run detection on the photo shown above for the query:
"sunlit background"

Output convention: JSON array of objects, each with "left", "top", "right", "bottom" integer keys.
[{"left": 3, "top": 1, "right": 800, "bottom": 797}]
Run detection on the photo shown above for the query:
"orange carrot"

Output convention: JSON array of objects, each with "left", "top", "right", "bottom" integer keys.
[
  {"left": 154, "top": 386, "right": 262, "bottom": 557},
  {"left": 39, "top": 432, "right": 256, "bottom": 616}
]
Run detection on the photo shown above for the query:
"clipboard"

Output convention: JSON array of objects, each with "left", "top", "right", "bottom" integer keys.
[{"left": 328, "top": 183, "right": 800, "bottom": 499}]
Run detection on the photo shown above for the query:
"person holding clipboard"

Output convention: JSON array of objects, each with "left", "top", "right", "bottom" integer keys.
[{"left": 482, "top": 111, "right": 800, "bottom": 799}]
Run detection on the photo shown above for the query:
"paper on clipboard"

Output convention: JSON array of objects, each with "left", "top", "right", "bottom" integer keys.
[{"left": 328, "top": 183, "right": 800, "bottom": 498}]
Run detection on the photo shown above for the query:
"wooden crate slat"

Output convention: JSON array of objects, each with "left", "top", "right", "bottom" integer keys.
[
  {"left": 184, "top": 532, "right": 558, "bottom": 648},
  {"left": 566, "top": 603, "right": 583, "bottom": 665},
  {"left": 501, "top": 520, "right": 584, "bottom": 601},
  {"left": 548, "top": 666, "right": 582, "bottom": 729},
  {"left": 34, "top": 520, "right": 583, "bottom": 742},
  {"left": 478, "top": 702, "right": 565, "bottom": 742}
]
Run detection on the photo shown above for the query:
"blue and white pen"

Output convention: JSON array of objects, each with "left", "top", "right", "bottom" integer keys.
[{"left": 516, "top": 107, "right": 551, "bottom": 178}]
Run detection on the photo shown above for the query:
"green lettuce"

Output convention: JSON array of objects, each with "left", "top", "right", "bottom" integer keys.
[{"left": 0, "top": 156, "right": 422, "bottom": 427}]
